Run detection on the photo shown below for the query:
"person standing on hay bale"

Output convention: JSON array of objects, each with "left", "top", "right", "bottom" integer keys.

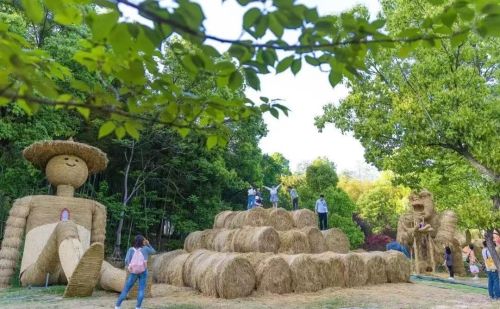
[
  {"left": 264, "top": 184, "right": 281, "bottom": 208},
  {"left": 0, "top": 139, "right": 123, "bottom": 297},
  {"left": 247, "top": 186, "right": 256, "bottom": 210},
  {"left": 288, "top": 186, "right": 299, "bottom": 210},
  {"left": 115, "top": 235, "right": 156, "bottom": 309},
  {"left": 315, "top": 194, "right": 329, "bottom": 231}
]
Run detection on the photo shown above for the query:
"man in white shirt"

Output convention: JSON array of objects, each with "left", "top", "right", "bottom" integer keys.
[
  {"left": 482, "top": 241, "right": 500, "bottom": 300},
  {"left": 315, "top": 194, "right": 328, "bottom": 230},
  {"left": 289, "top": 187, "right": 299, "bottom": 210},
  {"left": 247, "top": 186, "right": 256, "bottom": 210}
]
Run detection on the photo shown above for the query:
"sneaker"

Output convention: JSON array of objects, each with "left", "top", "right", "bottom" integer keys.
[
  {"left": 115, "top": 307, "right": 121, "bottom": 309},
  {"left": 472, "top": 276, "right": 479, "bottom": 280},
  {"left": 447, "top": 277, "right": 455, "bottom": 280}
]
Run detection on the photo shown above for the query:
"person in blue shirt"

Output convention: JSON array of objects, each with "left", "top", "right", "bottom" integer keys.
[
  {"left": 386, "top": 240, "right": 410, "bottom": 258},
  {"left": 315, "top": 194, "right": 328, "bottom": 230},
  {"left": 115, "top": 234, "right": 156, "bottom": 309}
]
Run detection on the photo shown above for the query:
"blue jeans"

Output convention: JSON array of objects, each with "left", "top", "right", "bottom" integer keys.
[
  {"left": 116, "top": 270, "right": 148, "bottom": 308},
  {"left": 247, "top": 195, "right": 255, "bottom": 210},
  {"left": 486, "top": 270, "right": 500, "bottom": 299}
]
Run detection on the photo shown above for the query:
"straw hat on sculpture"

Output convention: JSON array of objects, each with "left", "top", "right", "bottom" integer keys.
[{"left": 0, "top": 139, "right": 126, "bottom": 297}]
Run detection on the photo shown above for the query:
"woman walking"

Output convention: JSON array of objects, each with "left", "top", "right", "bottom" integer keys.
[
  {"left": 264, "top": 184, "right": 281, "bottom": 208},
  {"left": 115, "top": 235, "right": 156, "bottom": 309},
  {"left": 444, "top": 246, "right": 454, "bottom": 280}
]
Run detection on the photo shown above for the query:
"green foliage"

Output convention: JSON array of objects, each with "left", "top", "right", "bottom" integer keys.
[
  {"left": 0, "top": 0, "right": 498, "bottom": 141},
  {"left": 294, "top": 158, "right": 364, "bottom": 248},
  {"left": 316, "top": 0, "right": 499, "bottom": 229},
  {"left": 306, "top": 158, "right": 339, "bottom": 193},
  {"left": 356, "top": 172, "right": 410, "bottom": 233}
]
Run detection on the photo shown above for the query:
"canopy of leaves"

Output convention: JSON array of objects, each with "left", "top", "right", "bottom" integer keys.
[
  {"left": 316, "top": 0, "right": 499, "bottom": 228},
  {"left": 0, "top": 0, "right": 498, "bottom": 144}
]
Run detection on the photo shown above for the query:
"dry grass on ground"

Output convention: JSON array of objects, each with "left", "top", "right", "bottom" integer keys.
[{"left": 0, "top": 281, "right": 497, "bottom": 309}]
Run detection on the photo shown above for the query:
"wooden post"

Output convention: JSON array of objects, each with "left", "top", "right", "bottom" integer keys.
[
  {"left": 428, "top": 235, "right": 436, "bottom": 273},
  {"left": 413, "top": 237, "right": 419, "bottom": 274}
]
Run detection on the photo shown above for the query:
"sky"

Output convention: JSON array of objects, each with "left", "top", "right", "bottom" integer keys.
[{"left": 120, "top": 0, "right": 381, "bottom": 179}]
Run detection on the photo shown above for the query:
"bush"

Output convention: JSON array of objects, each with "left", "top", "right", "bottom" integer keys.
[{"left": 363, "top": 234, "right": 392, "bottom": 251}]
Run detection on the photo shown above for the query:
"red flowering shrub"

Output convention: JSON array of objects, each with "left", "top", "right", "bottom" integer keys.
[{"left": 363, "top": 234, "right": 392, "bottom": 251}]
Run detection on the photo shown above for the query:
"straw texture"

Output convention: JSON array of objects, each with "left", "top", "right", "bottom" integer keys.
[
  {"left": 266, "top": 208, "right": 294, "bottom": 231},
  {"left": 23, "top": 139, "right": 108, "bottom": 174},
  {"left": 278, "top": 230, "right": 310, "bottom": 254},
  {"left": 322, "top": 228, "right": 350, "bottom": 253},
  {"left": 292, "top": 209, "right": 317, "bottom": 228},
  {"left": 0, "top": 197, "right": 30, "bottom": 287},
  {"left": 384, "top": 250, "right": 411, "bottom": 283},
  {"left": 151, "top": 249, "right": 186, "bottom": 283},
  {"left": 302, "top": 227, "right": 326, "bottom": 253}
]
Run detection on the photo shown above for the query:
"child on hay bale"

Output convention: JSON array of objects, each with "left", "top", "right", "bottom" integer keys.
[
  {"left": 264, "top": 184, "right": 281, "bottom": 208},
  {"left": 115, "top": 235, "right": 156, "bottom": 309}
]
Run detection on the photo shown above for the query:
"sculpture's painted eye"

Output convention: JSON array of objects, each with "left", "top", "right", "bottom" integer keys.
[
  {"left": 75, "top": 159, "right": 79, "bottom": 162},
  {"left": 64, "top": 157, "right": 69, "bottom": 160}
]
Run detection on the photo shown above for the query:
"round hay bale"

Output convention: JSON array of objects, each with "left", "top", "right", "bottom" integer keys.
[
  {"left": 267, "top": 208, "right": 294, "bottom": 231},
  {"left": 213, "top": 229, "right": 237, "bottom": 252},
  {"left": 227, "top": 208, "right": 270, "bottom": 228},
  {"left": 187, "top": 251, "right": 255, "bottom": 298},
  {"left": 213, "top": 211, "right": 235, "bottom": 228},
  {"left": 184, "top": 229, "right": 219, "bottom": 252},
  {"left": 292, "top": 209, "right": 317, "bottom": 228},
  {"left": 384, "top": 250, "right": 410, "bottom": 283},
  {"left": 342, "top": 253, "right": 367, "bottom": 287},
  {"left": 165, "top": 253, "right": 190, "bottom": 286},
  {"left": 278, "top": 230, "right": 310, "bottom": 254},
  {"left": 282, "top": 254, "right": 322, "bottom": 292},
  {"left": 238, "top": 252, "right": 273, "bottom": 269},
  {"left": 150, "top": 249, "right": 185, "bottom": 283},
  {"left": 322, "top": 228, "right": 350, "bottom": 253},
  {"left": 360, "top": 252, "right": 387, "bottom": 285},
  {"left": 232, "top": 227, "right": 280, "bottom": 253},
  {"left": 215, "top": 254, "right": 255, "bottom": 299},
  {"left": 227, "top": 211, "right": 245, "bottom": 228},
  {"left": 182, "top": 250, "right": 208, "bottom": 288},
  {"left": 255, "top": 255, "right": 292, "bottom": 294},
  {"left": 311, "top": 252, "right": 346, "bottom": 288},
  {"left": 302, "top": 227, "right": 326, "bottom": 253},
  {"left": 193, "top": 251, "right": 222, "bottom": 297},
  {"left": 184, "top": 231, "right": 203, "bottom": 252}
]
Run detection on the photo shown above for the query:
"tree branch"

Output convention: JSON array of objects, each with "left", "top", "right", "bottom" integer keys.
[{"left": 115, "top": 0, "right": 465, "bottom": 52}]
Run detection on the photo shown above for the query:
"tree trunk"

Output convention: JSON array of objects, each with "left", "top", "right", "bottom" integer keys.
[
  {"left": 485, "top": 195, "right": 500, "bottom": 281},
  {"left": 112, "top": 142, "right": 135, "bottom": 260}
]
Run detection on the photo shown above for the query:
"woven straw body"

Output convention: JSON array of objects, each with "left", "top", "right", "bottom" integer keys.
[{"left": 64, "top": 242, "right": 104, "bottom": 297}]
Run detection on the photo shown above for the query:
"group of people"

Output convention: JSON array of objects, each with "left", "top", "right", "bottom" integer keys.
[
  {"left": 442, "top": 241, "right": 499, "bottom": 300},
  {"left": 246, "top": 185, "right": 330, "bottom": 231},
  {"left": 246, "top": 184, "right": 291, "bottom": 210}
]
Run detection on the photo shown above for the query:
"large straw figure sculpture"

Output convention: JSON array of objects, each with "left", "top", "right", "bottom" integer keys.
[
  {"left": 396, "top": 190, "right": 464, "bottom": 275},
  {"left": 0, "top": 139, "right": 118, "bottom": 297}
]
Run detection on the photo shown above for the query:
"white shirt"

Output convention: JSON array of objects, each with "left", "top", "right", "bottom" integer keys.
[
  {"left": 482, "top": 247, "right": 498, "bottom": 271},
  {"left": 290, "top": 189, "right": 298, "bottom": 199},
  {"left": 248, "top": 188, "right": 256, "bottom": 196},
  {"left": 315, "top": 198, "right": 328, "bottom": 213}
]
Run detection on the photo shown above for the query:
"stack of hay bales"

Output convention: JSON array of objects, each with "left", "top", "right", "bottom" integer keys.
[{"left": 152, "top": 207, "right": 410, "bottom": 298}]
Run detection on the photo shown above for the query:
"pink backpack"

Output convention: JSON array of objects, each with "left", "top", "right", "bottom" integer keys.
[{"left": 128, "top": 248, "right": 146, "bottom": 274}]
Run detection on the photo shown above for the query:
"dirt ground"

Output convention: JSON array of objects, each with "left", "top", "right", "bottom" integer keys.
[{"left": 0, "top": 280, "right": 498, "bottom": 309}]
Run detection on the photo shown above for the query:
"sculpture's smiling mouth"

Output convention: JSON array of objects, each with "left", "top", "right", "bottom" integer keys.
[{"left": 65, "top": 163, "right": 76, "bottom": 167}]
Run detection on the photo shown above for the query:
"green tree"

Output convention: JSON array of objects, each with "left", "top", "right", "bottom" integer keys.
[
  {"left": 356, "top": 171, "right": 410, "bottom": 233},
  {"left": 306, "top": 158, "right": 339, "bottom": 193},
  {"left": 0, "top": 0, "right": 497, "bottom": 143},
  {"left": 316, "top": 0, "right": 500, "bottom": 269}
]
